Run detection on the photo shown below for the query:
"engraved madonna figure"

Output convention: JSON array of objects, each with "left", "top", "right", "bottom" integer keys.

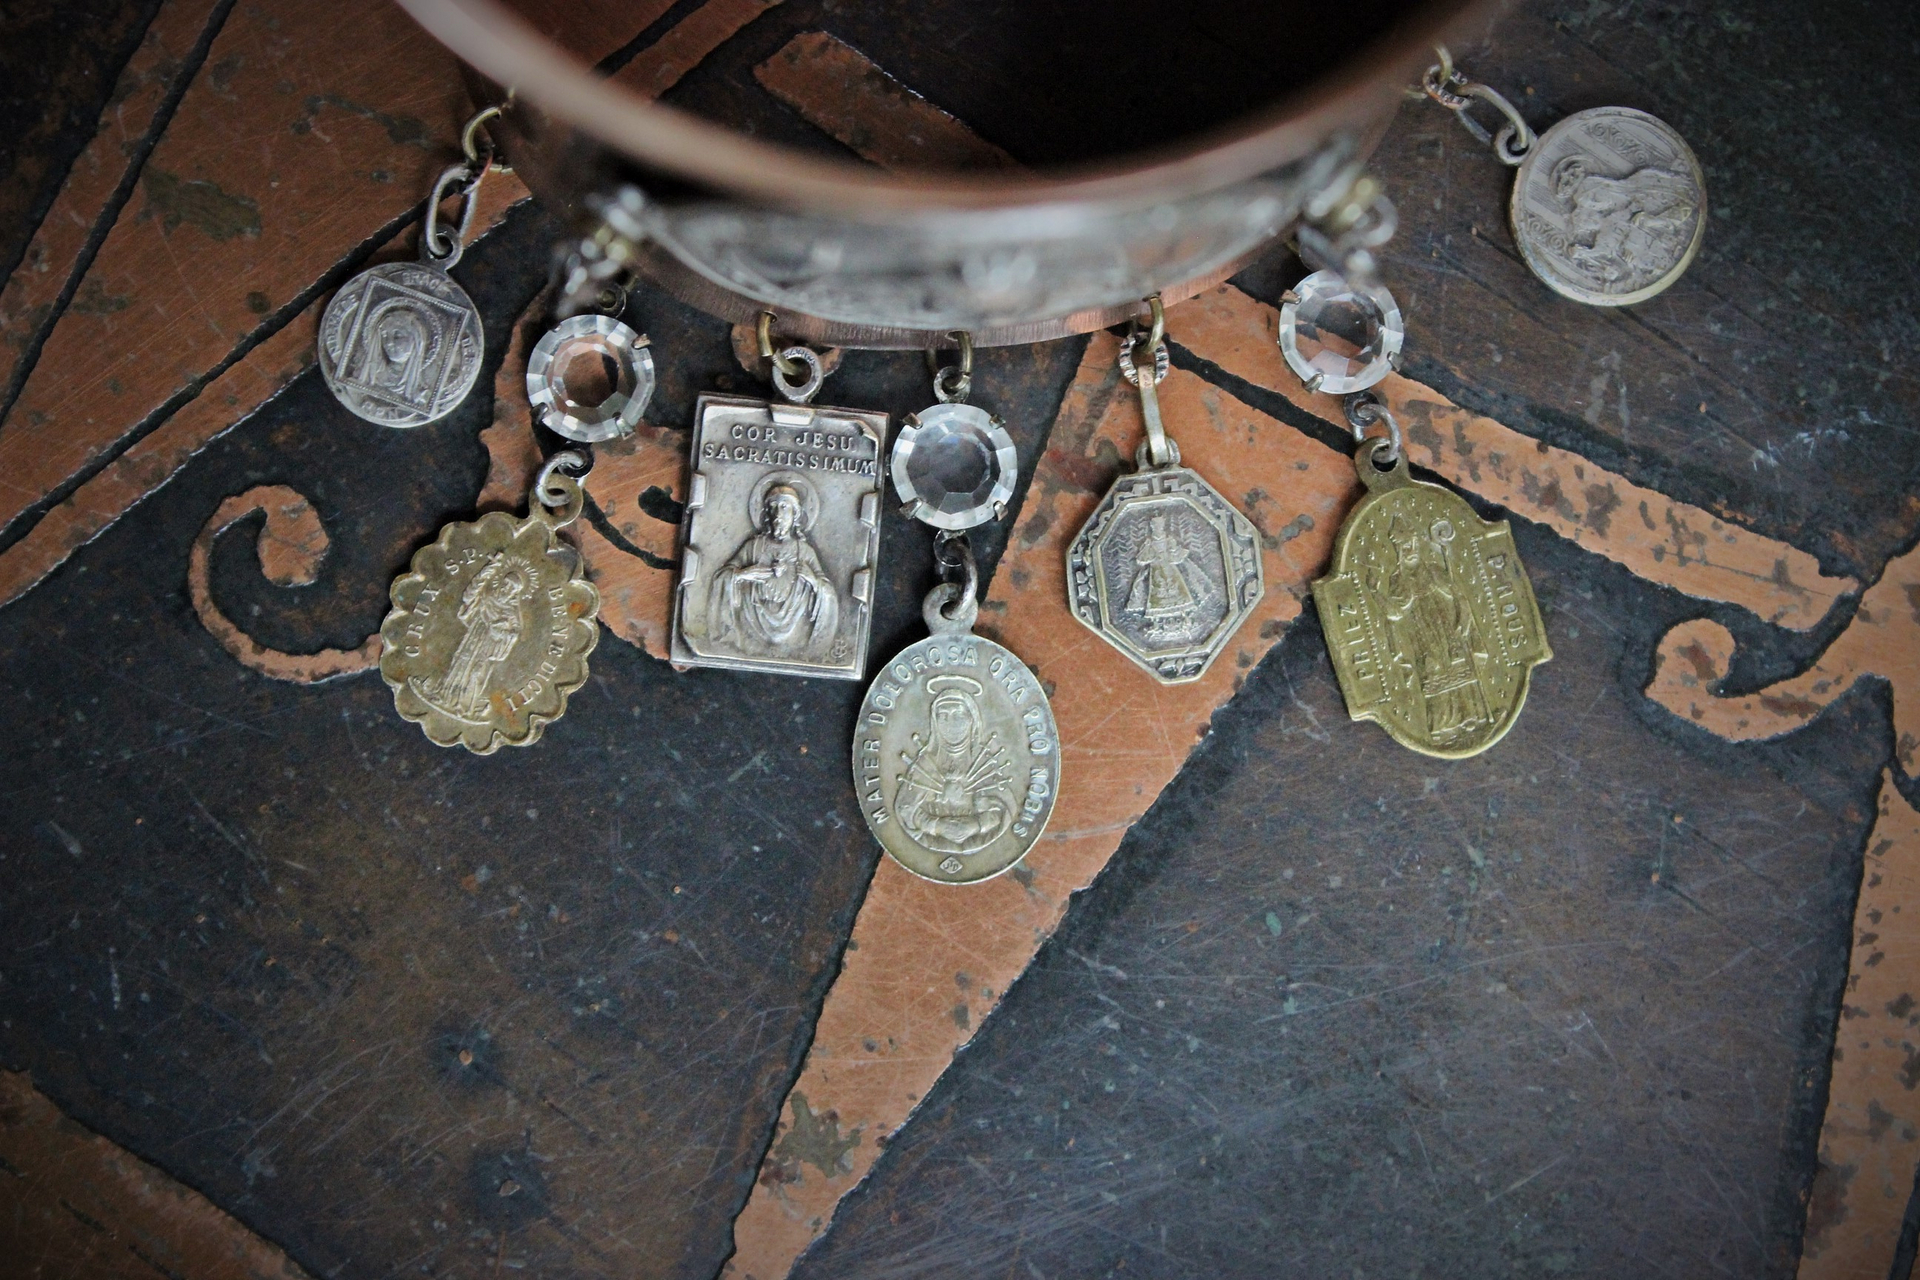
[
  {"left": 418, "top": 551, "right": 535, "bottom": 720},
  {"left": 356, "top": 300, "right": 439, "bottom": 407},
  {"left": 1373, "top": 515, "right": 1489, "bottom": 747},
  {"left": 708, "top": 475, "right": 839, "bottom": 657},
  {"left": 895, "top": 676, "right": 1017, "bottom": 856},
  {"left": 1124, "top": 512, "right": 1209, "bottom": 641},
  {"left": 1552, "top": 153, "right": 1697, "bottom": 288}
]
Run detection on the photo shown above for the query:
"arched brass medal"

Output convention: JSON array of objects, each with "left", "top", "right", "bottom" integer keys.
[
  {"left": 379, "top": 460, "right": 601, "bottom": 753},
  {"left": 1313, "top": 439, "right": 1550, "bottom": 758}
]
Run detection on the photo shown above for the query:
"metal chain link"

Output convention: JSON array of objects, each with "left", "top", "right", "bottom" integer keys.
[
  {"left": 1422, "top": 46, "right": 1536, "bottom": 165},
  {"left": 925, "top": 330, "right": 974, "bottom": 403},
  {"left": 421, "top": 103, "right": 516, "bottom": 267},
  {"left": 1343, "top": 391, "right": 1404, "bottom": 463}
]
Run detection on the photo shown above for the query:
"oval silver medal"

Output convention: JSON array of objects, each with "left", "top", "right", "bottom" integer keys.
[{"left": 853, "top": 596, "right": 1059, "bottom": 885}]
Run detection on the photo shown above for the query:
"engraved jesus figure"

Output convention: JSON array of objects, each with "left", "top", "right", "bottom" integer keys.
[
  {"left": 423, "top": 552, "right": 534, "bottom": 720},
  {"left": 895, "top": 676, "right": 1016, "bottom": 856},
  {"left": 708, "top": 481, "right": 839, "bottom": 655}
]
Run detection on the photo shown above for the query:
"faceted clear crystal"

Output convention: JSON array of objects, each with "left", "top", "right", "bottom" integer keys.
[
  {"left": 906, "top": 416, "right": 996, "bottom": 510},
  {"left": 553, "top": 334, "right": 635, "bottom": 414},
  {"left": 891, "top": 403, "right": 1017, "bottom": 532},
  {"left": 1278, "top": 270, "right": 1403, "bottom": 395}
]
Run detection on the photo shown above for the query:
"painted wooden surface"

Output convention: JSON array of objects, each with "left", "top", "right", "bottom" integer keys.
[{"left": 0, "top": 2, "right": 1915, "bottom": 1278}]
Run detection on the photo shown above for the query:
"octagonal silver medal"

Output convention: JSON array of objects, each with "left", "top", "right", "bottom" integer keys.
[{"left": 1067, "top": 450, "right": 1264, "bottom": 683}]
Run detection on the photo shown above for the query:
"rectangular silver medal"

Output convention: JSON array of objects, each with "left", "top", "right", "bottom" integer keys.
[{"left": 670, "top": 392, "right": 887, "bottom": 680}]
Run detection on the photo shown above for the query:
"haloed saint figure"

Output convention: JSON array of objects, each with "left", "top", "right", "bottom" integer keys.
[
  {"left": 422, "top": 552, "right": 536, "bottom": 721},
  {"left": 896, "top": 675, "right": 1016, "bottom": 856},
  {"left": 1553, "top": 154, "right": 1698, "bottom": 288},
  {"left": 709, "top": 480, "right": 839, "bottom": 656},
  {"left": 1375, "top": 517, "right": 1488, "bottom": 748}
]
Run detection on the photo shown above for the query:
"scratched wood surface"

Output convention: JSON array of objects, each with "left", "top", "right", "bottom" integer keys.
[{"left": 0, "top": 2, "right": 1916, "bottom": 1279}]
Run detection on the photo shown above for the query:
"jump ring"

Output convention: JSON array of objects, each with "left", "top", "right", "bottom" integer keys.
[
  {"left": 461, "top": 105, "right": 504, "bottom": 168},
  {"left": 769, "top": 345, "right": 824, "bottom": 403},
  {"left": 421, "top": 163, "right": 482, "bottom": 267},
  {"left": 1116, "top": 331, "right": 1170, "bottom": 386},
  {"left": 533, "top": 450, "right": 591, "bottom": 528},
  {"left": 757, "top": 312, "right": 804, "bottom": 379}
]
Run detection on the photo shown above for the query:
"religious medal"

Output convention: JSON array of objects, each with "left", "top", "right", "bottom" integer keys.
[
  {"left": 1423, "top": 48, "right": 1706, "bottom": 306},
  {"left": 379, "top": 453, "right": 601, "bottom": 753},
  {"left": 1066, "top": 297, "right": 1264, "bottom": 684},
  {"left": 526, "top": 283, "right": 656, "bottom": 443},
  {"left": 319, "top": 108, "right": 504, "bottom": 426},
  {"left": 1278, "top": 266, "right": 1551, "bottom": 756},
  {"left": 1313, "top": 427, "right": 1551, "bottom": 758},
  {"left": 855, "top": 336, "right": 1057, "bottom": 884},
  {"left": 671, "top": 312, "right": 886, "bottom": 680}
]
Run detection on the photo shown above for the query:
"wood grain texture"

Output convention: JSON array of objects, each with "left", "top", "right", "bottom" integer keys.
[
  {"left": 753, "top": 32, "right": 1021, "bottom": 172},
  {"left": 0, "top": 0, "right": 476, "bottom": 544},
  {"left": 0, "top": 1, "right": 1912, "bottom": 1277},
  {"left": 612, "top": 0, "right": 787, "bottom": 99}
]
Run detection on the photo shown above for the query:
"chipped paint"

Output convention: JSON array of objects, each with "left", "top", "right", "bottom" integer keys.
[
  {"left": 1172, "top": 284, "right": 1859, "bottom": 632},
  {"left": 0, "top": 1070, "right": 315, "bottom": 1279},
  {"left": 1645, "top": 543, "right": 1920, "bottom": 775},
  {"left": 186, "top": 486, "right": 377, "bottom": 683},
  {"left": 1798, "top": 779, "right": 1920, "bottom": 1279}
]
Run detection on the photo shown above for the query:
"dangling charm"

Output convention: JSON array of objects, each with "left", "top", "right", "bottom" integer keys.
[
  {"left": 319, "top": 107, "right": 502, "bottom": 426},
  {"left": 379, "top": 453, "right": 601, "bottom": 753},
  {"left": 893, "top": 332, "right": 1016, "bottom": 531},
  {"left": 857, "top": 342, "right": 1056, "bottom": 883},
  {"left": 1066, "top": 297, "right": 1264, "bottom": 683},
  {"left": 526, "top": 282, "right": 655, "bottom": 442},
  {"left": 1423, "top": 47, "right": 1706, "bottom": 306},
  {"left": 671, "top": 311, "right": 886, "bottom": 680},
  {"left": 1312, "top": 399, "right": 1551, "bottom": 758},
  {"left": 1277, "top": 270, "right": 1403, "bottom": 396}
]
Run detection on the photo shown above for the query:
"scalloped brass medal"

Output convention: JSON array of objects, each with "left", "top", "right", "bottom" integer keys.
[
  {"left": 379, "top": 460, "right": 600, "bottom": 753},
  {"left": 1313, "top": 440, "right": 1550, "bottom": 758}
]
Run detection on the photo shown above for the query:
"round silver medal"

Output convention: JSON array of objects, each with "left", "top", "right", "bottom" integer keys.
[
  {"left": 1509, "top": 106, "right": 1707, "bottom": 306},
  {"left": 318, "top": 262, "right": 483, "bottom": 427},
  {"left": 853, "top": 586, "right": 1058, "bottom": 884},
  {"left": 526, "top": 313, "right": 655, "bottom": 442},
  {"left": 891, "top": 402, "right": 1017, "bottom": 531}
]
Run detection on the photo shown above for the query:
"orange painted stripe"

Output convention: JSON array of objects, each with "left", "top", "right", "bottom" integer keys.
[
  {"left": 1170, "top": 283, "right": 1859, "bottom": 631},
  {"left": 727, "top": 329, "right": 1358, "bottom": 1279},
  {"left": 612, "top": 0, "right": 786, "bottom": 101},
  {"left": 0, "top": 0, "right": 227, "bottom": 408},
  {"left": 754, "top": 31, "right": 1020, "bottom": 172},
  {"left": 1796, "top": 777, "right": 1920, "bottom": 1279}
]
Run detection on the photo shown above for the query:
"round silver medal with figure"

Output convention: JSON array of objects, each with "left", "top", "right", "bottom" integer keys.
[
  {"left": 319, "top": 261, "right": 484, "bottom": 427},
  {"left": 1510, "top": 106, "right": 1707, "bottom": 306},
  {"left": 853, "top": 585, "right": 1059, "bottom": 885}
]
